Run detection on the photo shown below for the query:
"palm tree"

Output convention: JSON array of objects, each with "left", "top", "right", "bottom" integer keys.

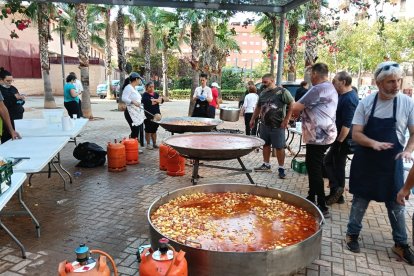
[
  {"left": 255, "top": 13, "right": 279, "bottom": 77},
  {"left": 128, "top": 6, "right": 159, "bottom": 82},
  {"left": 152, "top": 10, "right": 181, "bottom": 100},
  {"left": 115, "top": 7, "right": 127, "bottom": 110},
  {"left": 286, "top": 8, "right": 302, "bottom": 81},
  {"left": 75, "top": 3, "right": 92, "bottom": 118},
  {"left": 102, "top": 6, "right": 113, "bottom": 99},
  {"left": 25, "top": 3, "right": 56, "bottom": 108}
]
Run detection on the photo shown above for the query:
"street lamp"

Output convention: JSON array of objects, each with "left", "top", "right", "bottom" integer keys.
[{"left": 55, "top": 17, "right": 65, "bottom": 91}]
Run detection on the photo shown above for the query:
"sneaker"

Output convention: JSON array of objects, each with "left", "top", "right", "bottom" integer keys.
[
  {"left": 318, "top": 205, "right": 331, "bottom": 218},
  {"left": 392, "top": 244, "right": 414, "bottom": 265},
  {"left": 254, "top": 163, "right": 271, "bottom": 172},
  {"left": 345, "top": 234, "right": 360, "bottom": 253},
  {"left": 337, "top": 195, "right": 345, "bottom": 204},
  {"left": 138, "top": 149, "right": 143, "bottom": 154},
  {"left": 153, "top": 144, "right": 159, "bottom": 149},
  {"left": 278, "top": 168, "right": 286, "bottom": 179},
  {"left": 146, "top": 144, "right": 153, "bottom": 150},
  {"left": 326, "top": 187, "right": 344, "bottom": 205}
]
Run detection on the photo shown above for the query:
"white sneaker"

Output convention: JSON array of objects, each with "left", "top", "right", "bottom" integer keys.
[
  {"left": 146, "top": 144, "right": 153, "bottom": 150},
  {"left": 138, "top": 149, "right": 143, "bottom": 153}
]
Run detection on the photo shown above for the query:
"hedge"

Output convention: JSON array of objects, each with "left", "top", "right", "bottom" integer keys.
[{"left": 169, "top": 89, "right": 246, "bottom": 100}]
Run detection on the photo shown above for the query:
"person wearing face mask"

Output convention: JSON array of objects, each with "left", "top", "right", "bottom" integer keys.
[
  {"left": 0, "top": 67, "right": 22, "bottom": 143},
  {"left": 343, "top": 61, "right": 414, "bottom": 264}
]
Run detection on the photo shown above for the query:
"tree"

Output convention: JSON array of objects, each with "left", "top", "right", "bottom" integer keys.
[
  {"left": 36, "top": 3, "right": 56, "bottom": 108},
  {"left": 75, "top": 3, "right": 92, "bottom": 118},
  {"left": 129, "top": 6, "right": 159, "bottom": 82},
  {"left": 115, "top": 7, "right": 127, "bottom": 110},
  {"left": 255, "top": 13, "right": 279, "bottom": 77}
]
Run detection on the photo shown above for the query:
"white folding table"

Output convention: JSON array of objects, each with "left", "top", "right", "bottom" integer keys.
[
  {"left": 0, "top": 173, "right": 39, "bottom": 258},
  {"left": 0, "top": 137, "right": 72, "bottom": 190},
  {"left": 15, "top": 118, "right": 88, "bottom": 145}
]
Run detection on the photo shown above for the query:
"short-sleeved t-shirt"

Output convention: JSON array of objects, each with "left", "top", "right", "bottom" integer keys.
[
  {"left": 64, "top": 83, "right": 79, "bottom": 103},
  {"left": 298, "top": 81, "right": 338, "bottom": 145},
  {"left": 257, "top": 87, "right": 294, "bottom": 128},
  {"left": 336, "top": 90, "right": 359, "bottom": 139},
  {"left": 193, "top": 86, "right": 212, "bottom": 101},
  {"left": 352, "top": 92, "right": 414, "bottom": 146}
]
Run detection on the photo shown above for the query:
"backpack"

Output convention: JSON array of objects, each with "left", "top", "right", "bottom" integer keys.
[{"left": 73, "top": 142, "right": 107, "bottom": 168}]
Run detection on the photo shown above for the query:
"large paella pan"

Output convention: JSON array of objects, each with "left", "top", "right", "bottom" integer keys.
[{"left": 156, "top": 116, "right": 222, "bottom": 133}]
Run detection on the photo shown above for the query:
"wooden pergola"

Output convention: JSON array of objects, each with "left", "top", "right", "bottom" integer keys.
[{"left": 37, "top": 0, "right": 312, "bottom": 84}]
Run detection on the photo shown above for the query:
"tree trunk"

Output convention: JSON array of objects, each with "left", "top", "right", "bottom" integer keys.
[
  {"left": 75, "top": 3, "right": 93, "bottom": 118},
  {"left": 188, "top": 22, "right": 202, "bottom": 116},
  {"left": 104, "top": 8, "right": 113, "bottom": 100},
  {"left": 270, "top": 16, "right": 278, "bottom": 77},
  {"left": 161, "top": 44, "right": 169, "bottom": 100},
  {"left": 117, "top": 9, "right": 126, "bottom": 111},
  {"left": 38, "top": 3, "right": 56, "bottom": 109},
  {"left": 287, "top": 19, "right": 299, "bottom": 82},
  {"left": 304, "top": 0, "right": 321, "bottom": 87},
  {"left": 144, "top": 24, "right": 151, "bottom": 82}
]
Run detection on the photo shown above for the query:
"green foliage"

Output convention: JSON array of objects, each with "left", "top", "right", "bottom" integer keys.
[
  {"left": 173, "top": 77, "right": 192, "bottom": 90},
  {"left": 169, "top": 89, "right": 245, "bottom": 100},
  {"left": 221, "top": 70, "right": 244, "bottom": 90}
]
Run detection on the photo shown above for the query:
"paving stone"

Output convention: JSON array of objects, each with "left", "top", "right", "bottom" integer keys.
[{"left": 1, "top": 97, "right": 413, "bottom": 275}]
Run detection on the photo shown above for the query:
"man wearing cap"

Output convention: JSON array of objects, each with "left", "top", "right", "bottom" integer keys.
[
  {"left": 192, "top": 73, "right": 212, "bottom": 118},
  {"left": 208, "top": 82, "right": 220, "bottom": 118},
  {"left": 344, "top": 61, "right": 414, "bottom": 265}
]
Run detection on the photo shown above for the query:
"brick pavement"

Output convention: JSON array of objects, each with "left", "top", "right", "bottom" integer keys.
[{"left": 0, "top": 97, "right": 413, "bottom": 275}]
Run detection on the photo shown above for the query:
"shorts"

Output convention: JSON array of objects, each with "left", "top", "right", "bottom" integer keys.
[
  {"left": 259, "top": 125, "right": 285, "bottom": 149},
  {"left": 144, "top": 118, "right": 159, "bottom": 133}
]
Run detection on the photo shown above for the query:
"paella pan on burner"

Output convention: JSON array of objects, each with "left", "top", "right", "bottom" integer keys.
[
  {"left": 164, "top": 133, "right": 264, "bottom": 160},
  {"left": 156, "top": 116, "right": 222, "bottom": 133}
]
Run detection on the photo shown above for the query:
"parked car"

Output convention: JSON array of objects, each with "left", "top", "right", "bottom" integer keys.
[
  {"left": 255, "top": 81, "right": 301, "bottom": 98},
  {"left": 96, "top": 80, "right": 120, "bottom": 99},
  {"left": 358, "top": 85, "right": 378, "bottom": 99}
]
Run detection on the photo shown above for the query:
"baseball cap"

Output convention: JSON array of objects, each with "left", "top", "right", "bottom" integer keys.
[
  {"left": 211, "top": 82, "right": 220, "bottom": 88},
  {"left": 130, "top": 72, "right": 143, "bottom": 80}
]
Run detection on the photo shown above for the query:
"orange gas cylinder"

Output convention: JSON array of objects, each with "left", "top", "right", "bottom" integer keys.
[
  {"left": 122, "top": 138, "right": 139, "bottom": 165},
  {"left": 140, "top": 238, "right": 187, "bottom": 276},
  {"left": 58, "top": 245, "right": 117, "bottom": 276},
  {"left": 166, "top": 147, "right": 185, "bottom": 176},
  {"left": 107, "top": 140, "right": 126, "bottom": 172},
  {"left": 159, "top": 143, "right": 169, "bottom": 171}
]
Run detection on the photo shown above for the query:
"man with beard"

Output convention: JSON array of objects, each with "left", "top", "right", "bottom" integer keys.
[
  {"left": 344, "top": 61, "right": 414, "bottom": 265},
  {"left": 249, "top": 73, "right": 294, "bottom": 179}
]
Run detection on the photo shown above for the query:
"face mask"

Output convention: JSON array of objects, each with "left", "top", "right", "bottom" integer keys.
[{"left": 1, "top": 84, "right": 11, "bottom": 88}]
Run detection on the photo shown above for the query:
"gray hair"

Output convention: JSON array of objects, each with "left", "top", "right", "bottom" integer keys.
[{"left": 374, "top": 61, "right": 402, "bottom": 82}]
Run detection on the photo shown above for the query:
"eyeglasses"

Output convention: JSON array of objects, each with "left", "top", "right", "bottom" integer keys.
[
  {"left": 4, "top": 79, "right": 14, "bottom": 83},
  {"left": 375, "top": 63, "right": 399, "bottom": 78}
]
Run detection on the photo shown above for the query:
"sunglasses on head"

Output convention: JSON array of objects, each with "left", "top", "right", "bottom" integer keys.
[
  {"left": 375, "top": 63, "right": 399, "bottom": 78},
  {"left": 201, "top": 90, "right": 204, "bottom": 95}
]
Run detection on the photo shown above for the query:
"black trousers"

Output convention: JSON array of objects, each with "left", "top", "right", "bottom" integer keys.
[
  {"left": 324, "top": 142, "right": 349, "bottom": 190},
  {"left": 306, "top": 144, "right": 331, "bottom": 206},
  {"left": 244, "top": 113, "right": 253, "bottom": 135},
  {"left": 124, "top": 109, "right": 142, "bottom": 139},
  {"left": 64, "top": 101, "right": 81, "bottom": 118},
  {"left": 1, "top": 112, "right": 23, "bottom": 143}
]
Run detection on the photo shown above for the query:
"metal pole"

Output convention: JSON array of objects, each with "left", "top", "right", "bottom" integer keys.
[
  {"left": 276, "top": 13, "right": 285, "bottom": 86},
  {"left": 59, "top": 19, "right": 65, "bottom": 91}
]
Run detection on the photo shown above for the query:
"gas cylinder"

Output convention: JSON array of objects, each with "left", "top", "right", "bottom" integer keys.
[
  {"left": 57, "top": 244, "right": 118, "bottom": 276},
  {"left": 140, "top": 238, "right": 188, "bottom": 276},
  {"left": 122, "top": 137, "right": 139, "bottom": 165},
  {"left": 166, "top": 147, "right": 185, "bottom": 176},
  {"left": 159, "top": 143, "right": 169, "bottom": 171},
  {"left": 107, "top": 140, "right": 126, "bottom": 172}
]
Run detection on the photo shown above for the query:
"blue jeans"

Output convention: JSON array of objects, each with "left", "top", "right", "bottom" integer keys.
[{"left": 347, "top": 195, "right": 407, "bottom": 245}]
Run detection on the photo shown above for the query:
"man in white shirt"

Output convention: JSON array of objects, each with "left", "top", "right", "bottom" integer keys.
[{"left": 192, "top": 73, "right": 212, "bottom": 118}]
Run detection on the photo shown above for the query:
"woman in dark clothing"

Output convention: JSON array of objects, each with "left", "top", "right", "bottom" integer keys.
[
  {"left": 0, "top": 68, "right": 25, "bottom": 143},
  {"left": 141, "top": 82, "right": 163, "bottom": 149}
]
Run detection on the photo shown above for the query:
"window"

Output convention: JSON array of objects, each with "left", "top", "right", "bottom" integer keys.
[
  {"left": 255, "top": 42, "right": 261, "bottom": 45},
  {"left": 250, "top": 41, "right": 254, "bottom": 45},
  {"left": 255, "top": 50, "right": 261, "bottom": 54},
  {"left": 242, "top": 33, "right": 247, "bottom": 36},
  {"left": 242, "top": 41, "right": 247, "bottom": 45},
  {"left": 249, "top": 50, "right": 254, "bottom": 53}
]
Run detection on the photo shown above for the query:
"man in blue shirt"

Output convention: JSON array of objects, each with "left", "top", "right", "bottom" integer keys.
[{"left": 324, "top": 71, "right": 359, "bottom": 205}]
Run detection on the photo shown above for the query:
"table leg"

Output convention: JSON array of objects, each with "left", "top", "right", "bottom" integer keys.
[
  {"left": 237, "top": 157, "right": 254, "bottom": 184},
  {"left": 191, "top": 159, "right": 200, "bottom": 185},
  {"left": 291, "top": 136, "right": 303, "bottom": 168},
  {"left": 51, "top": 161, "right": 68, "bottom": 191},
  {"left": 56, "top": 152, "right": 73, "bottom": 184},
  {"left": 0, "top": 219, "right": 26, "bottom": 259},
  {"left": 18, "top": 188, "right": 40, "bottom": 237}
]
